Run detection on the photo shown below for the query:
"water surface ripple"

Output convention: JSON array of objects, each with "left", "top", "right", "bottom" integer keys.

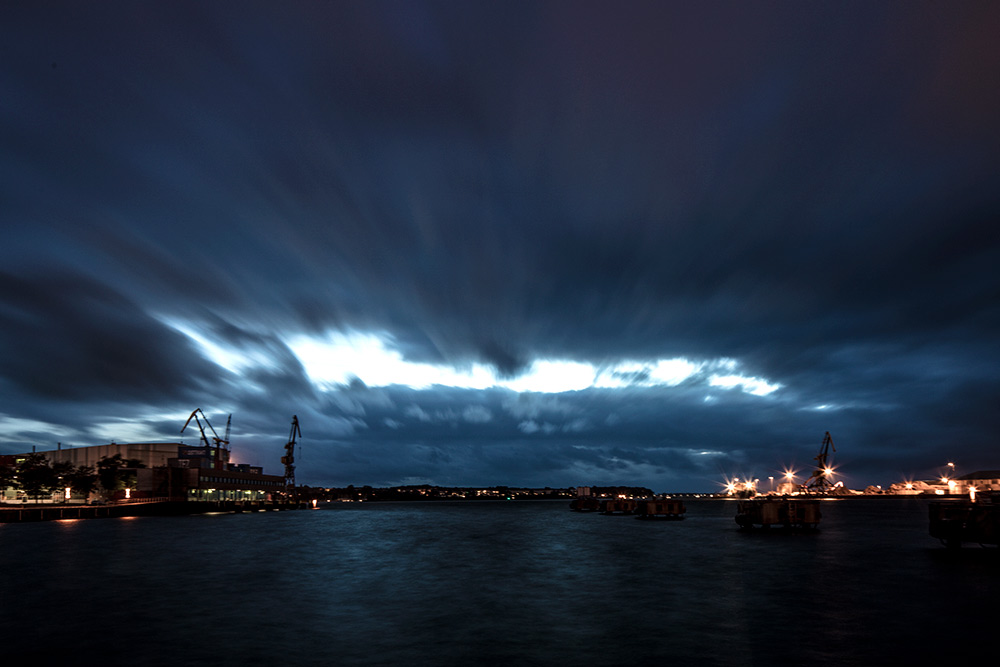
[{"left": 2, "top": 498, "right": 996, "bottom": 665}]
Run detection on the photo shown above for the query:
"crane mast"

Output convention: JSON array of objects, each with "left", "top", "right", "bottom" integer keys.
[{"left": 281, "top": 415, "right": 302, "bottom": 497}]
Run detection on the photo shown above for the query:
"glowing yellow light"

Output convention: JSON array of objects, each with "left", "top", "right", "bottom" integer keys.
[
  {"left": 785, "top": 471, "right": 794, "bottom": 480},
  {"left": 64, "top": 487, "right": 71, "bottom": 500},
  {"left": 824, "top": 468, "right": 834, "bottom": 476},
  {"left": 970, "top": 486, "right": 977, "bottom": 502},
  {"left": 905, "top": 483, "right": 913, "bottom": 490},
  {"left": 125, "top": 488, "right": 131, "bottom": 499},
  {"left": 940, "top": 477, "right": 949, "bottom": 484},
  {"left": 312, "top": 499, "right": 318, "bottom": 508}
]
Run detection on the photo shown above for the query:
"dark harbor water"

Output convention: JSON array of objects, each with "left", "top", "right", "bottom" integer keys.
[{"left": 2, "top": 497, "right": 996, "bottom": 666}]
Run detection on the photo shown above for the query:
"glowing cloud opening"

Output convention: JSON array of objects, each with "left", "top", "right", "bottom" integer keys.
[
  {"left": 172, "top": 323, "right": 783, "bottom": 397},
  {"left": 708, "top": 374, "right": 781, "bottom": 396}
]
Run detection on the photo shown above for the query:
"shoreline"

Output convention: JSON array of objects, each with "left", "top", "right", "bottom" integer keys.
[{"left": 0, "top": 499, "right": 310, "bottom": 523}]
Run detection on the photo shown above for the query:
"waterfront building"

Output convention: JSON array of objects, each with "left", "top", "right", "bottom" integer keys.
[
  {"left": 888, "top": 471, "right": 1000, "bottom": 496},
  {"left": 1, "top": 442, "right": 285, "bottom": 504},
  {"left": 951, "top": 471, "right": 1000, "bottom": 495}
]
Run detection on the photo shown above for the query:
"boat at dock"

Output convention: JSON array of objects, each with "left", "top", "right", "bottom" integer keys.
[
  {"left": 569, "top": 496, "right": 601, "bottom": 512},
  {"left": 600, "top": 498, "right": 638, "bottom": 514},
  {"left": 735, "top": 496, "right": 821, "bottom": 529},
  {"left": 928, "top": 492, "right": 999, "bottom": 548},
  {"left": 635, "top": 498, "right": 686, "bottom": 520}
]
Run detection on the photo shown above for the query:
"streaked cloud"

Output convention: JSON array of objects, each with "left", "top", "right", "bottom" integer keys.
[{"left": 1, "top": 2, "right": 997, "bottom": 492}]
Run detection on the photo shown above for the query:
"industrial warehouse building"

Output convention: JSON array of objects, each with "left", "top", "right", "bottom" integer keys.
[{"left": 2, "top": 441, "right": 286, "bottom": 503}]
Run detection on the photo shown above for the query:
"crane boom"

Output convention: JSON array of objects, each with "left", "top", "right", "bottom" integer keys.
[{"left": 180, "top": 408, "right": 229, "bottom": 469}]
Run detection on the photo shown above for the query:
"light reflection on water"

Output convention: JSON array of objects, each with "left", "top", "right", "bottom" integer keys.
[{"left": 1, "top": 498, "right": 996, "bottom": 666}]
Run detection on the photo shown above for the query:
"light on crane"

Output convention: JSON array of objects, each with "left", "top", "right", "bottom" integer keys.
[{"left": 803, "top": 431, "right": 836, "bottom": 493}]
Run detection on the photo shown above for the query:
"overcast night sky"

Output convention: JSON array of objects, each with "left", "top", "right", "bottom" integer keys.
[{"left": 2, "top": 1, "right": 998, "bottom": 492}]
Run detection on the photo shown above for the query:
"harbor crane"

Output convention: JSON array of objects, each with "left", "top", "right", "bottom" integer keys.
[
  {"left": 281, "top": 415, "right": 302, "bottom": 495},
  {"left": 180, "top": 409, "right": 230, "bottom": 469},
  {"left": 803, "top": 431, "right": 836, "bottom": 493}
]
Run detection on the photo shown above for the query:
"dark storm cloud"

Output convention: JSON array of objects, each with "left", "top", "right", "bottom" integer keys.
[
  {"left": 292, "top": 384, "right": 806, "bottom": 489},
  {"left": 280, "top": 368, "right": 998, "bottom": 490},
  {"left": 0, "top": 270, "right": 223, "bottom": 402},
  {"left": 1, "top": 1, "right": 999, "bottom": 487}
]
